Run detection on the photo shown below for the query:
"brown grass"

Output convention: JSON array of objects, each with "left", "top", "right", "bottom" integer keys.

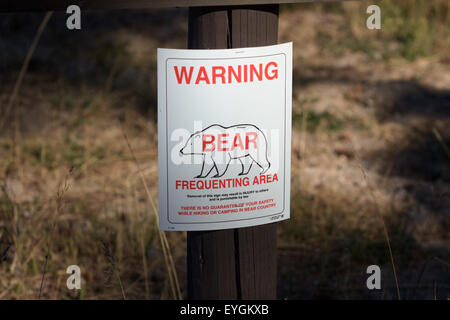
[{"left": 0, "top": 3, "right": 449, "bottom": 299}]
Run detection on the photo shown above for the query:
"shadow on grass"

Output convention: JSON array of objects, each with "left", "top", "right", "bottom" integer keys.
[
  {"left": 277, "top": 190, "right": 449, "bottom": 299},
  {"left": 286, "top": 64, "right": 450, "bottom": 299},
  {"left": 0, "top": 9, "right": 188, "bottom": 118}
]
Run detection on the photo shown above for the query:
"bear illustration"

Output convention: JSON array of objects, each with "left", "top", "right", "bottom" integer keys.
[{"left": 180, "top": 124, "right": 271, "bottom": 178}]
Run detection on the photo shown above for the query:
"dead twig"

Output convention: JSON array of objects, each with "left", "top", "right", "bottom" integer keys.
[
  {"left": 38, "top": 167, "right": 72, "bottom": 299},
  {"left": 432, "top": 127, "right": 450, "bottom": 160},
  {"left": 121, "top": 128, "right": 182, "bottom": 300},
  {"left": 101, "top": 239, "right": 127, "bottom": 300},
  {"left": 352, "top": 143, "right": 401, "bottom": 300}
]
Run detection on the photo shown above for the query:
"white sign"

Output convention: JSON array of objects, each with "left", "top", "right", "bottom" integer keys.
[{"left": 158, "top": 42, "right": 292, "bottom": 231}]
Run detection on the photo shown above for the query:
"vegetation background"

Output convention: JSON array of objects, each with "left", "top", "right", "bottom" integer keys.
[{"left": 0, "top": 0, "right": 449, "bottom": 299}]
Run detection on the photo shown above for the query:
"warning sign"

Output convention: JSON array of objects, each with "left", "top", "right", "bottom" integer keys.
[{"left": 158, "top": 43, "right": 292, "bottom": 231}]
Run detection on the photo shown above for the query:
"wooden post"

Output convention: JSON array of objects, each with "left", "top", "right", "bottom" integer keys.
[{"left": 187, "top": 5, "right": 279, "bottom": 300}]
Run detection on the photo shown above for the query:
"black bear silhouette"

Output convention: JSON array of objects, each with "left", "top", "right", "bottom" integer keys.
[{"left": 180, "top": 124, "right": 271, "bottom": 178}]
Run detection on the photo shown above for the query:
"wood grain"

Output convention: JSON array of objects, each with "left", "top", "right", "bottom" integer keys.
[{"left": 187, "top": 4, "right": 278, "bottom": 300}]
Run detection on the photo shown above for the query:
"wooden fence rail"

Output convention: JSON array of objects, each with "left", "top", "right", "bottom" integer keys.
[{"left": 1, "top": 0, "right": 354, "bottom": 12}]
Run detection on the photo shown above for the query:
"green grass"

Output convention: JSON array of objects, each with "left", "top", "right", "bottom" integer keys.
[
  {"left": 300, "top": 0, "right": 450, "bottom": 61},
  {"left": 380, "top": 0, "right": 437, "bottom": 60},
  {"left": 293, "top": 109, "right": 345, "bottom": 132},
  {"left": 366, "top": 0, "right": 449, "bottom": 61},
  {"left": 24, "top": 142, "right": 55, "bottom": 169},
  {"left": 281, "top": 189, "right": 424, "bottom": 280},
  {"left": 63, "top": 139, "right": 85, "bottom": 168}
]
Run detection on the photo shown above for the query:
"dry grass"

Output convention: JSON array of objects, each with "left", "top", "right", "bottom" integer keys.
[{"left": 0, "top": 2, "right": 449, "bottom": 299}]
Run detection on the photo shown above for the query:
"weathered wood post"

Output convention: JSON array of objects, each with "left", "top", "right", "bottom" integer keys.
[{"left": 187, "top": 5, "right": 279, "bottom": 300}]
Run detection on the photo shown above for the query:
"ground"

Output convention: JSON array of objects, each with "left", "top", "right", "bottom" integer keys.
[{"left": 0, "top": 1, "right": 449, "bottom": 299}]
